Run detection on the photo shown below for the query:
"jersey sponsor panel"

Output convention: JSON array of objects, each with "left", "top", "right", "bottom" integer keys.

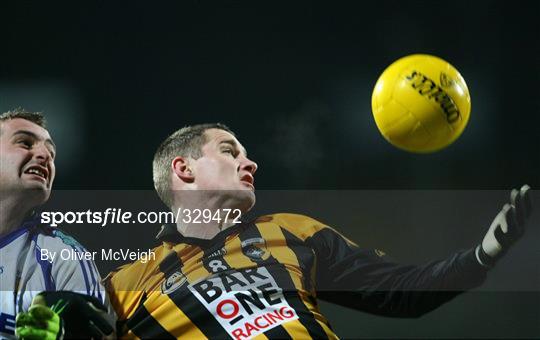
[
  {"left": 241, "top": 226, "right": 330, "bottom": 339},
  {"left": 189, "top": 267, "right": 298, "bottom": 340}
]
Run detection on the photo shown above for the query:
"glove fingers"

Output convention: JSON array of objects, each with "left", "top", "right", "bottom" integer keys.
[
  {"left": 509, "top": 202, "right": 524, "bottom": 238},
  {"left": 85, "top": 302, "right": 114, "bottom": 336},
  {"left": 511, "top": 189, "right": 525, "bottom": 227},
  {"left": 493, "top": 205, "right": 516, "bottom": 248},
  {"left": 520, "top": 184, "right": 532, "bottom": 218},
  {"left": 80, "top": 293, "right": 109, "bottom": 312},
  {"left": 31, "top": 294, "right": 47, "bottom": 308},
  {"left": 500, "top": 204, "right": 512, "bottom": 234},
  {"left": 16, "top": 312, "right": 37, "bottom": 328},
  {"left": 86, "top": 319, "right": 111, "bottom": 339},
  {"left": 29, "top": 304, "right": 55, "bottom": 320},
  {"left": 16, "top": 312, "right": 48, "bottom": 330},
  {"left": 510, "top": 185, "right": 532, "bottom": 236},
  {"left": 494, "top": 224, "right": 512, "bottom": 249},
  {"left": 16, "top": 327, "right": 55, "bottom": 340}
]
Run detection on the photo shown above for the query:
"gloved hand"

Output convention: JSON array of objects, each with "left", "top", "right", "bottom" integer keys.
[
  {"left": 15, "top": 294, "right": 63, "bottom": 340},
  {"left": 476, "top": 185, "right": 532, "bottom": 267},
  {"left": 15, "top": 291, "right": 114, "bottom": 340}
]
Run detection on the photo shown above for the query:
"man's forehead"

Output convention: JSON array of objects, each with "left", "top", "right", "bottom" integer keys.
[
  {"left": 2, "top": 118, "right": 52, "bottom": 139},
  {"left": 206, "top": 128, "right": 236, "bottom": 144},
  {"left": 204, "top": 128, "right": 247, "bottom": 152}
]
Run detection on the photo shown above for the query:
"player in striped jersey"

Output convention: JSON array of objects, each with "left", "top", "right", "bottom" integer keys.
[
  {"left": 0, "top": 109, "right": 114, "bottom": 339},
  {"left": 106, "top": 124, "right": 533, "bottom": 339}
]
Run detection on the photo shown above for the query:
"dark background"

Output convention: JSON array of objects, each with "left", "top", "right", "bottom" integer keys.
[{"left": 1, "top": 1, "right": 539, "bottom": 338}]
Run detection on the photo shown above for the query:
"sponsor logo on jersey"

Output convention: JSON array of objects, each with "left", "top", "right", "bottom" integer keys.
[
  {"left": 53, "top": 230, "right": 82, "bottom": 248},
  {"left": 189, "top": 267, "right": 297, "bottom": 340},
  {"left": 241, "top": 238, "right": 269, "bottom": 262},
  {"left": 161, "top": 271, "right": 188, "bottom": 294}
]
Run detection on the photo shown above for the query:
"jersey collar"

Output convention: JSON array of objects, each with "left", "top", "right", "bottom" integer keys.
[
  {"left": 155, "top": 212, "right": 256, "bottom": 248},
  {"left": 0, "top": 216, "right": 40, "bottom": 249}
]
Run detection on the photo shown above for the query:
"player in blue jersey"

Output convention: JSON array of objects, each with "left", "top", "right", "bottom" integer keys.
[{"left": 0, "top": 109, "right": 114, "bottom": 339}]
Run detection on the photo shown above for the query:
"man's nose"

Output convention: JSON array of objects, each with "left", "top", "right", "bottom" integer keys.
[
  {"left": 240, "top": 157, "right": 258, "bottom": 175},
  {"left": 34, "top": 143, "right": 53, "bottom": 163}
]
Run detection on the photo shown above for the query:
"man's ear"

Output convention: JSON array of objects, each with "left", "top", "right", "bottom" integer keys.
[{"left": 171, "top": 156, "right": 194, "bottom": 182}]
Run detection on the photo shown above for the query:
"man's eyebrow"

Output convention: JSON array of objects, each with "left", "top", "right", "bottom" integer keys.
[
  {"left": 12, "top": 130, "right": 57, "bottom": 152},
  {"left": 219, "top": 139, "right": 248, "bottom": 157}
]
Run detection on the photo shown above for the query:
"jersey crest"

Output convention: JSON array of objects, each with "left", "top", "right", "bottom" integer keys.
[{"left": 241, "top": 237, "right": 269, "bottom": 262}]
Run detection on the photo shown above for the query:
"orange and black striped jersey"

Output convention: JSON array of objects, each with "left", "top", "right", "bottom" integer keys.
[{"left": 105, "top": 213, "right": 488, "bottom": 339}]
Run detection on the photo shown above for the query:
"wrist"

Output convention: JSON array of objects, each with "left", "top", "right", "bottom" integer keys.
[{"left": 475, "top": 244, "right": 499, "bottom": 268}]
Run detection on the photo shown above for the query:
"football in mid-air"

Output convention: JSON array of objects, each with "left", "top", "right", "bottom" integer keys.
[{"left": 371, "top": 54, "right": 471, "bottom": 153}]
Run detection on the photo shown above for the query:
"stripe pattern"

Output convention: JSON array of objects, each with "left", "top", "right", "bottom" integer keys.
[{"left": 109, "top": 214, "right": 339, "bottom": 339}]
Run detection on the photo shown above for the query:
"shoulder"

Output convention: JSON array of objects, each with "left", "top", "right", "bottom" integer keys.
[
  {"left": 105, "top": 244, "right": 166, "bottom": 291},
  {"left": 32, "top": 225, "right": 89, "bottom": 252},
  {"left": 30, "top": 226, "right": 105, "bottom": 292},
  {"left": 255, "top": 213, "right": 330, "bottom": 241},
  {"left": 104, "top": 244, "right": 167, "bottom": 320}
]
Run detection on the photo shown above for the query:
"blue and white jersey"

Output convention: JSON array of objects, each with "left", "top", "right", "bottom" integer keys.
[{"left": 0, "top": 218, "right": 111, "bottom": 339}]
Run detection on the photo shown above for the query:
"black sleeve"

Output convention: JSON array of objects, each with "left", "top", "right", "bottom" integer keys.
[{"left": 308, "top": 227, "right": 489, "bottom": 318}]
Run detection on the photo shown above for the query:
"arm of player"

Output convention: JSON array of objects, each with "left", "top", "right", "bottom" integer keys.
[
  {"left": 316, "top": 245, "right": 487, "bottom": 318},
  {"left": 314, "top": 185, "right": 533, "bottom": 318},
  {"left": 50, "top": 233, "right": 118, "bottom": 329}
]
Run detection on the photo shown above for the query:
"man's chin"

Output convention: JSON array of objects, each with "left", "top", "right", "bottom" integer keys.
[
  {"left": 20, "top": 185, "right": 51, "bottom": 204},
  {"left": 223, "top": 189, "right": 256, "bottom": 213},
  {"left": 237, "top": 191, "right": 256, "bottom": 212}
]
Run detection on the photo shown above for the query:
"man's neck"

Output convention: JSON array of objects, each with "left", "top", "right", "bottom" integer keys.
[
  {"left": 172, "top": 201, "right": 242, "bottom": 240},
  {"left": 0, "top": 195, "right": 32, "bottom": 237},
  {"left": 176, "top": 218, "right": 238, "bottom": 240},
  {"left": 171, "top": 190, "right": 254, "bottom": 240}
]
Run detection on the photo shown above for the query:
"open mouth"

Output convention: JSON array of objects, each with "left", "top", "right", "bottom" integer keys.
[{"left": 24, "top": 165, "right": 49, "bottom": 182}]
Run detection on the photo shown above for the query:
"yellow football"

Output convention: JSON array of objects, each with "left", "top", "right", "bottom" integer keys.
[{"left": 371, "top": 54, "right": 471, "bottom": 153}]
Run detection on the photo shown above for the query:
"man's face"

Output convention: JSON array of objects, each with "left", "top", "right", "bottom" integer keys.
[
  {"left": 190, "top": 128, "right": 258, "bottom": 210},
  {"left": 0, "top": 118, "right": 56, "bottom": 204}
]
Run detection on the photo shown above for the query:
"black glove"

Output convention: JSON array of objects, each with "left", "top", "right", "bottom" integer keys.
[{"left": 476, "top": 185, "right": 532, "bottom": 267}]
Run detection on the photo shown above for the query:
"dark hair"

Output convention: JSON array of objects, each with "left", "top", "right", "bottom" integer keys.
[
  {"left": 153, "top": 123, "right": 234, "bottom": 207},
  {"left": 0, "top": 108, "right": 47, "bottom": 130}
]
